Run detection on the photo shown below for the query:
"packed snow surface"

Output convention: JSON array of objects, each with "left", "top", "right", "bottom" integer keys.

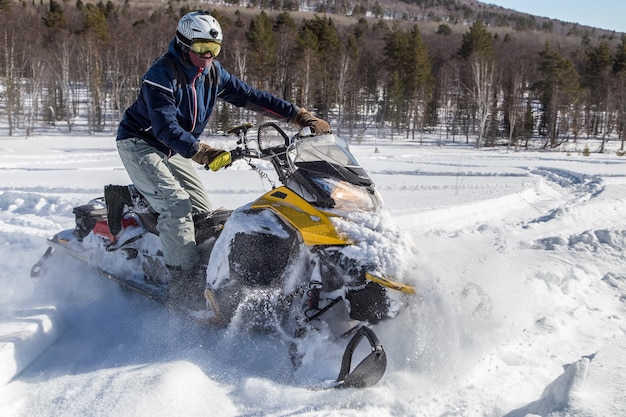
[{"left": 1, "top": 132, "right": 625, "bottom": 416}]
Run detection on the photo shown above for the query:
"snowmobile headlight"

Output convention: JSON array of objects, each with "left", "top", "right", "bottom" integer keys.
[{"left": 312, "top": 177, "right": 377, "bottom": 211}]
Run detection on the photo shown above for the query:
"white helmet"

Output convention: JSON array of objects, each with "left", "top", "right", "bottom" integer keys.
[{"left": 176, "top": 11, "right": 223, "bottom": 49}]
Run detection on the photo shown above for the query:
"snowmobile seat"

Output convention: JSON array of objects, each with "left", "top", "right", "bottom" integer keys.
[{"left": 72, "top": 200, "right": 107, "bottom": 241}]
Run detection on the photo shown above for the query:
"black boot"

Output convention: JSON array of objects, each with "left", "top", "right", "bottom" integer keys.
[
  {"left": 193, "top": 209, "right": 233, "bottom": 243},
  {"left": 166, "top": 263, "right": 207, "bottom": 311},
  {"left": 104, "top": 185, "right": 133, "bottom": 236}
]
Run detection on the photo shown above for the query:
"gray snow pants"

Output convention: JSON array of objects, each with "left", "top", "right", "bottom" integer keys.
[{"left": 117, "top": 138, "right": 212, "bottom": 268}]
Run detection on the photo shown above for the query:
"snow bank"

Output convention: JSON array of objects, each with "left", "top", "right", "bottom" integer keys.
[
  {"left": 0, "top": 306, "right": 65, "bottom": 384},
  {"left": 504, "top": 339, "right": 626, "bottom": 416}
]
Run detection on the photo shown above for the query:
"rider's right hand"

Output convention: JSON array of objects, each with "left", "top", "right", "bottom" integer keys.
[
  {"left": 206, "top": 151, "right": 232, "bottom": 171},
  {"left": 192, "top": 143, "right": 230, "bottom": 171}
]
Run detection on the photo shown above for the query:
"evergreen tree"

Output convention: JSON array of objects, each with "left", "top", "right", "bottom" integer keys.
[
  {"left": 386, "top": 70, "right": 405, "bottom": 136},
  {"left": 436, "top": 24, "right": 452, "bottom": 36},
  {"left": 296, "top": 15, "right": 341, "bottom": 117},
  {"left": 535, "top": 43, "right": 580, "bottom": 147},
  {"left": 43, "top": 0, "right": 66, "bottom": 29},
  {"left": 383, "top": 25, "right": 434, "bottom": 137},
  {"left": 613, "top": 36, "right": 626, "bottom": 75},
  {"left": 581, "top": 40, "right": 612, "bottom": 141},
  {"left": 459, "top": 20, "right": 494, "bottom": 60},
  {"left": 246, "top": 11, "right": 276, "bottom": 90},
  {"left": 612, "top": 36, "right": 626, "bottom": 151},
  {"left": 83, "top": 3, "right": 109, "bottom": 41}
]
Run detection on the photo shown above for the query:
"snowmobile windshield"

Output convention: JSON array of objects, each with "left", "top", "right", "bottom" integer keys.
[
  {"left": 289, "top": 134, "right": 372, "bottom": 187},
  {"left": 291, "top": 134, "right": 358, "bottom": 166}
]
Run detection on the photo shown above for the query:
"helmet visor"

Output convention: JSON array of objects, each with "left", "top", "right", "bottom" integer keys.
[{"left": 190, "top": 40, "right": 221, "bottom": 57}]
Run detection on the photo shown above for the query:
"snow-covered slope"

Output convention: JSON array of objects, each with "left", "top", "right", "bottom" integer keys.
[{"left": 1, "top": 134, "right": 625, "bottom": 416}]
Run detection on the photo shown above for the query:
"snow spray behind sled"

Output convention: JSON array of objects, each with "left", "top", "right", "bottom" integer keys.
[{"left": 32, "top": 122, "right": 418, "bottom": 388}]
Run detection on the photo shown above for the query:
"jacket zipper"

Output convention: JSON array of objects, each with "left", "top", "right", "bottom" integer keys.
[{"left": 189, "top": 68, "right": 202, "bottom": 132}]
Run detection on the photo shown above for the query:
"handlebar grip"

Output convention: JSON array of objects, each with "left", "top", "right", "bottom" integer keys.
[
  {"left": 225, "top": 123, "right": 253, "bottom": 137},
  {"left": 230, "top": 148, "right": 244, "bottom": 161},
  {"left": 204, "top": 149, "right": 244, "bottom": 170}
]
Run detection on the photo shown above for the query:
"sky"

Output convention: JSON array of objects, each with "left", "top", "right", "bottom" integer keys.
[
  {"left": 1, "top": 131, "right": 625, "bottom": 415},
  {"left": 486, "top": 0, "right": 626, "bottom": 33}
]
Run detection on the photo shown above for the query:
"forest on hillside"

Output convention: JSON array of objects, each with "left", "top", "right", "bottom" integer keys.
[{"left": 1, "top": 0, "right": 626, "bottom": 151}]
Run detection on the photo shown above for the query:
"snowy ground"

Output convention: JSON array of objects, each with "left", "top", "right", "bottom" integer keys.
[{"left": 0, "top": 131, "right": 625, "bottom": 416}]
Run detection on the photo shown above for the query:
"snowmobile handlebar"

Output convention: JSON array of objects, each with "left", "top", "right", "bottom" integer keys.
[
  {"left": 225, "top": 122, "right": 294, "bottom": 162},
  {"left": 225, "top": 122, "right": 329, "bottom": 182},
  {"left": 229, "top": 147, "right": 247, "bottom": 161}
]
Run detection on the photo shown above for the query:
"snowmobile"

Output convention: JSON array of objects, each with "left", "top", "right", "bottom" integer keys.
[{"left": 31, "top": 122, "right": 417, "bottom": 389}]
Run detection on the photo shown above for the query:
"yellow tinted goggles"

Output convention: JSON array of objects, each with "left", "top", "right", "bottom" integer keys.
[{"left": 190, "top": 40, "right": 221, "bottom": 57}]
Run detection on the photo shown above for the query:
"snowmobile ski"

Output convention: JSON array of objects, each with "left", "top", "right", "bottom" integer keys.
[
  {"left": 306, "top": 325, "right": 387, "bottom": 390},
  {"left": 336, "top": 325, "right": 387, "bottom": 388}
]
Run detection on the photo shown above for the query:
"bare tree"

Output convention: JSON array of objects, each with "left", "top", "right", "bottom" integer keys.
[
  {"left": 230, "top": 39, "right": 250, "bottom": 125},
  {"left": 457, "top": 20, "right": 496, "bottom": 147},
  {"left": 53, "top": 39, "right": 76, "bottom": 131},
  {"left": 502, "top": 63, "right": 528, "bottom": 149},
  {"left": 467, "top": 56, "right": 495, "bottom": 147},
  {"left": 2, "top": 30, "right": 21, "bottom": 136},
  {"left": 335, "top": 45, "right": 352, "bottom": 135},
  {"left": 24, "top": 57, "right": 47, "bottom": 136}
]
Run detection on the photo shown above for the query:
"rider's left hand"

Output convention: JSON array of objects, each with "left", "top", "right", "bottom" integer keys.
[{"left": 292, "top": 108, "right": 331, "bottom": 134}]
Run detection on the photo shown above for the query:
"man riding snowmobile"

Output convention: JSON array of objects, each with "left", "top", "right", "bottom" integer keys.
[{"left": 114, "top": 10, "right": 330, "bottom": 309}]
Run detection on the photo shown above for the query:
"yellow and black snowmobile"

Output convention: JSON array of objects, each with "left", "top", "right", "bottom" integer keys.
[{"left": 32, "top": 122, "right": 417, "bottom": 389}]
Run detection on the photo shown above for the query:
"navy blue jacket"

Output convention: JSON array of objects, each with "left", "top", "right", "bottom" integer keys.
[{"left": 116, "top": 40, "right": 298, "bottom": 158}]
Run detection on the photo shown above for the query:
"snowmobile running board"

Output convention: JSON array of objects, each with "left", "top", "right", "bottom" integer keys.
[
  {"left": 96, "top": 267, "right": 219, "bottom": 324},
  {"left": 32, "top": 236, "right": 218, "bottom": 324}
]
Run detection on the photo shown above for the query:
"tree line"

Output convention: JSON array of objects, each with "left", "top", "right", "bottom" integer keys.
[{"left": 1, "top": 0, "right": 626, "bottom": 151}]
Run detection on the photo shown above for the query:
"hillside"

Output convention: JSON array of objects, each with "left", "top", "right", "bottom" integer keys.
[{"left": 110, "top": 0, "right": 623, "bottom": 39}]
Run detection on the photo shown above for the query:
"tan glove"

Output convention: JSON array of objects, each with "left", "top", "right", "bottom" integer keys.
[
  {"left": 192, "top": 143, "right": 232, "bottom": 171},
  {"left": 292, "top": 108, "right": 331, "bottom": 134}
]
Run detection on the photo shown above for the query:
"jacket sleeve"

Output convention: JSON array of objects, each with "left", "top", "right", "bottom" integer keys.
[
  {"left": 142, "top": 65, "right": 200, "bottom": 158},
  {"left": 215, "top": 63, "right": 298, "bottom": 122}
]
